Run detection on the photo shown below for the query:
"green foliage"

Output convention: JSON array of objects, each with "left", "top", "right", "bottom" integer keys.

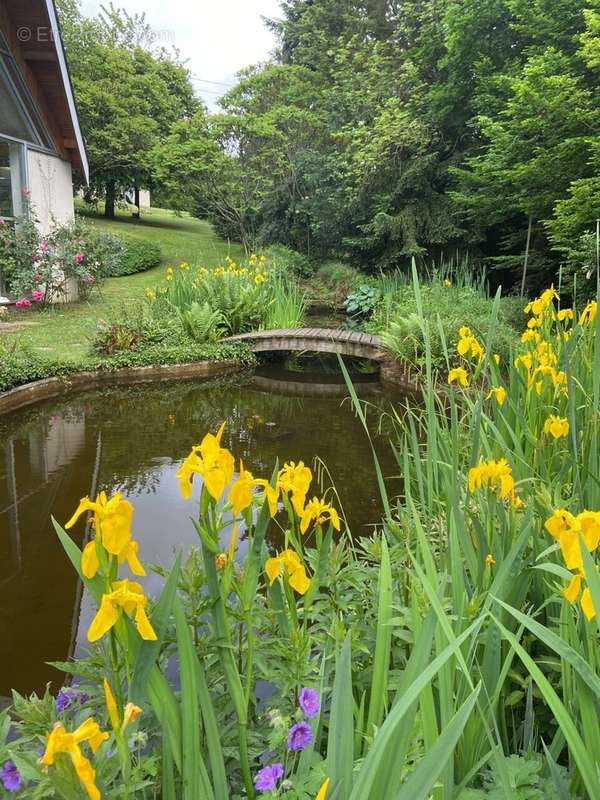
[
  {"left": 457, "top": 754, "right": 569, "bottom": 799},
  {"left": 175, "top": 301, "right": 226, "bottom": 343},
  {"left": 265, "top": 244, "right": 315, "bottom": 279},
  {"left": 0, "top": 335, "right": 254, "bottom": 393},
  {"left": 372, "top": 279, "right": 522, "bottom": 371},
  {"left": 148, "top": 256, "right": 307, "bottom": 336},
  {"left": 263, "top": 274, "right": 308, "bottom": 329},
  {"left": 0, "top": 210, "right": 118, "bottom": 301},
  {"left": 56, "top": 0, "right": 201, "bottom": 216},
  {"left": 344, "top": 283, "right": 379, "bottom": 319},
  {"left": 103, "top": 238, "right": 162, "bottom": 277},
  {"left": 126, "top": 0, "right": 600, "bottom": 289}
]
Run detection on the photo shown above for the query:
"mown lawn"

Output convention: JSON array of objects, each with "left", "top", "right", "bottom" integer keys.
[{"left": 2, "top": 206, "right": 244, "bottom": 361}]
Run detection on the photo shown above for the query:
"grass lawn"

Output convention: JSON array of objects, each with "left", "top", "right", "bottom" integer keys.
[{"left": 2, "top": 206, "right": 244, "bottom": 362}]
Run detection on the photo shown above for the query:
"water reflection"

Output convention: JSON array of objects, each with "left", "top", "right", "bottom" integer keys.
[{"left": 0, "top": 370, "right": 400, "bottom": 695}]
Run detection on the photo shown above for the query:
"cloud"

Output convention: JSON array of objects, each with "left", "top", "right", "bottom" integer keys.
[{"left": 79, "top": 0, "right": 280, "bottom": 109}]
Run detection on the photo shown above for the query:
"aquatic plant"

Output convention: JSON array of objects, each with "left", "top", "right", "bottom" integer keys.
[{"left": 3, "top": 265, "right": 600, "bottom": 798}]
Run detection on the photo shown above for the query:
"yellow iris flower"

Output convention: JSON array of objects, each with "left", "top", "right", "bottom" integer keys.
[
  {"left": 177, "top": 423, "right": 235, "bottom": 501},
  {"left": 486, "top": 386, "right": 506, "bottom": 406},
  {"left": 468, "top": 458, "right": 523, "bottom": 507},
  {"left": 563, "top": 572, "right": 596, "bottom": 620},
  {"left": 457, "top": 334, "right": 484, "bottom": 361},
  {"left": 228, "top": 460, "right": 262, "bottom": 516},
  {"left": 41, "top": 719, "right": 108, "bottom": 800},
  {"left": 278, "top": 461, "right": 313, "bottom": 515},
  {"left": 67, "top": 491, "right": 134, "bottom": 556},
  {"left": 316, "top": 778, "right": 331, "bottom": 800},
  {"left": 545, "top": 509, "right": 600, "bottom": 571},
  {"left": 521, "top": 330, "right": 541, "bottom": 344},
  {"left": 557, "top": 308, "right": 573, "bottom": 322},
  {"left": 103, "top": 679, "right": 142, "bottom": 733},
  {"left": 543, "top": 415, "right": 569, "bottom": 439},
  {"left": 579, "top": 300, "right": 597, "bottom": 325},
  {"left": 88, "top": 579, "right": 157, "bottom": 642},
  {"left": 66, "top": 492, "right": 145, "bottom": 580},
  {"left": 448, "top": 367, "right": 469, "bottom": 387},
  {"left": 300, "top": 497, "right": 341, "bottom": 535},
  {"left": 265, "top": 549, "right": 311, "bottom": 595}
]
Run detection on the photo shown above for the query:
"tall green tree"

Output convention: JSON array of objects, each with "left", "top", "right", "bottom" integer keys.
[{"left": 57, "top": 1, "right": 200, "bottom": 217}]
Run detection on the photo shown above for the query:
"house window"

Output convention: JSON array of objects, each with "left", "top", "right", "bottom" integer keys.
[
  {"left": 0, "top": 138, "right": 24, "bottom": 220},
  {"left": 0, "top": 32, "right": 55, "bottom": 151}
]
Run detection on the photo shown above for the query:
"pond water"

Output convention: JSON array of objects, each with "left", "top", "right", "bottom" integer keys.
[{"left": 0, "top": 364, "right": 400, "bottom": 697}]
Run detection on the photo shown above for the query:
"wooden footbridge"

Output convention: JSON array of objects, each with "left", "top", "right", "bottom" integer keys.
[{"left": 224, "top": 328, "right": 416, "bottom": 389}]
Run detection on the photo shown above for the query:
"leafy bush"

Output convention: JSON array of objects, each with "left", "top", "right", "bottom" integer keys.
[
  {"left": 315, "top": 260, "right": 361, "bottom": 289},
  {"left": 104, "top": 237, "right": 162, "bottom": 277},
  {"left": 371, "top": 278, "right": 523, "bottom": 370},
  {"left": 265, "top": 244, "right": 315, "bottom": 279},
  {"left": 0, "top": 210, "right": 117, "bottom": 304},
  {"left": 308, "top": 261, "right": 362, "bottom": 308}
]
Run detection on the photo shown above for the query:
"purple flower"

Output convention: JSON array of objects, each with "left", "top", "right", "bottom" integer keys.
[
  {"left": 55, "top": 687, "right": 84, "bottom": 714},
  {"left": 1, "top": 760, "right": 21, "bottom": 792},
  {"left": 287, "top": 721, "right": 312, "bottom": 751},
  {"left": 254, "top": 762, "right": 284, "bottom": 792},
  {"left": 299, "top": 687, "right": 320, "bottom": 718}
]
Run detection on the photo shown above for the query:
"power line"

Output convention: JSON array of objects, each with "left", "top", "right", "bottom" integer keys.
[
  {"left": 195, "top": 87, "right": 226, "bottom": 96},
  {"left": 190, "top": 75, "right": 235, "bottom": 89}
]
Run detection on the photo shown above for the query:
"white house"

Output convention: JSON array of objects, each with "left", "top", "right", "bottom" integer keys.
[{"left": 0, "top": 0, "right": 88, "bottom": 234}]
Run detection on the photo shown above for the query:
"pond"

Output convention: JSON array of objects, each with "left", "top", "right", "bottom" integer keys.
[{"left": 0, "top": 363, "right": 401, "bottom": 698}]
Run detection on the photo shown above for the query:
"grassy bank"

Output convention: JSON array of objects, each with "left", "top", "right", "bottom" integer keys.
[{"left": 0, "top": 207, "right": 244, "bottom": 361}]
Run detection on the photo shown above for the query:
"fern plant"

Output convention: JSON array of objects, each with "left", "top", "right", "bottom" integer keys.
[{"left": 176, "top": 301, "right": 226, "bottom": 343}]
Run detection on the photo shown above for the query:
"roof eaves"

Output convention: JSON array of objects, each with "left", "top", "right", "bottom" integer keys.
[{"left": 44, "top": 0, "right": 89, "bottom": 184}]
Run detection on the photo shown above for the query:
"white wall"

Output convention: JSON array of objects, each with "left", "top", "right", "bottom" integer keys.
[{"left": 27, "top": 150, "right": 75, "bottom": 235}]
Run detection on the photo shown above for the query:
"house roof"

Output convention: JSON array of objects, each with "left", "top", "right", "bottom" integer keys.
[{"left": 1, "top": 0, "right": 89, "bottom": 182}]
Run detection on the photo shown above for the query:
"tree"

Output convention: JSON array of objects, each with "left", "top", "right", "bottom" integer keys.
[{"left": 57, "top": 1, "right": 200, "bottom": 217}]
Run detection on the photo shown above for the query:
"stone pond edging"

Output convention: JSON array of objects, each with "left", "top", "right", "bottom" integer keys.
[{"left": 0, "top": 359, "right": 243, "bottom": 416}]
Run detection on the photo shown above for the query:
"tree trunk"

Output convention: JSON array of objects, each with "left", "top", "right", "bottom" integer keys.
[
  {"left": 134, "top": 186, "right": 140, "bottom": 215},
  {"left": 105, "top": 180, "right": 116, "bottom": 219}
]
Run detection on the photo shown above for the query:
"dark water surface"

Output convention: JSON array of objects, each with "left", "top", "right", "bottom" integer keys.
[{"left": 0, "top": 367, "right": 400, "bottom": 696}]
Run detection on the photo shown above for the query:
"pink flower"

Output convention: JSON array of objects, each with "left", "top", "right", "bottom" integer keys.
[
  {"left": 22, "top": 187, "right": 31, "bottom": 197},
  {"left": 39, "top": 240, "right": 49, "bottom": 253},
  {"left": 74, "top": 252, "right": 85, "bottom": 265},
  {"left": 33, "top": 273, "right": 43, "bottom": 283},
  {"left": 15, "top": 298, "right": 32, "bottom": 309},
  {"left": 31, "top": 290, "right": 44, "bottom": 303},
  {"left": 84, "top": 276, "right": 96, "bottom": 284},
  {"left": 0, "top": 218, "right": 5, "bottom": 226}
]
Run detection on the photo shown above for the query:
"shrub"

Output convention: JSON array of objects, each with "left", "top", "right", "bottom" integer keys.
[
  {"left": 265, "top": 244, "right": 315, "bottom": 279},
  {"left": 104, "top": 238, "right": 162, "bottom": 277},
  {"left": 1, "top": 210, "right": 114, "bottom": 304}
]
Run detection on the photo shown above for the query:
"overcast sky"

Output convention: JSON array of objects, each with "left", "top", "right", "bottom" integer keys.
[{"left": 79, "top": 0, "right": 281, "bottom": 109}]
